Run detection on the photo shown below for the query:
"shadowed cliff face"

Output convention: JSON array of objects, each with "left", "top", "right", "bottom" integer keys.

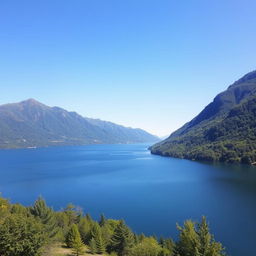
[
  {"left": 0, "top": 99, "right": 159, "bottom": 148},
  {"left": 151, "top": 70, "right": 256, "bottom": 164}
]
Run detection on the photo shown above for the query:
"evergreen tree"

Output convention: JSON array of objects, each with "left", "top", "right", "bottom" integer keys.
[
  {"left": 66, "top": 224, "right": 83, "bottom": 249},
  {"left": 72, "top": 233, "right": 84, "bottom": 256},
  {"left": 159, "top": 236, "right": 165, "bottom": 247},
  {"left": 78, "top": 217, "right": 93, "bottom": 244},
  {"left": 86, "top": 213, "right": 93, "bottom": 223},
  {"left": 138, "top": 233, "right": 146, "bottom": 242},
  {"left": 99, "top": 213, "right": 107, "bottom": 226},
  {"left": 11, "top": 203, "right": 28, "bottom": 216},
  {"left": 129, "top": 237, "right": 162, "bottom": 256},
  {"left": 91, "top": 222, "right": 106, "bottom": 254},
  {"left": 176, "top": 220, "right": 200, "bottom": 256},
  {"left": 0, "top": 214, "right": 46, "bottom": 256},
  {"left": 89, "top": 238, "right": 97, "bottom": 254},
  {"left": 175, "top": 217, "right": 226, "bottom": 256},
  {"left": 64, "top": 203, "right": 79, "bottom": 225},
  {"left": 30, "top": 196, "right": 58, "bottom": 239},
  {"left": 197, "top": 216, "right": 226, "bottom": 256},
  {"left": 101, "top": 223, "right": 114, "bottom": 249},
  {"left": 0, "top": 196, "right": 10, "bottom": 221},
  {"left": 111, "top": 220, "right": 135, "bottom": 256},
  {"left": 197, "top": 216, "right": 212, "bottom": 255},
  {"left": 162, "top": 238, "right": 175, "bottom": 254}
]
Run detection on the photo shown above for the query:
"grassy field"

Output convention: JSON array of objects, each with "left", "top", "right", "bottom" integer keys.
[{"left": 42, "top": 243, "right": 105, "bottom": 256}]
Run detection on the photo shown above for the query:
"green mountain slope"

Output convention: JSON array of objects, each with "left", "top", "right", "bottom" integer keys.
[
  {"left": 0, "top": 99, "right": 159, "bottom": 148},
  {"left": 150, "top": 70, "right": 256, "bottom": 164}
]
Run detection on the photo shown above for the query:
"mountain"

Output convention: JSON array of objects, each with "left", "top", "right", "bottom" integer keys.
[
  {"left": 150, "top": 70, "right": 256, "bottom": 164},
  {"left": 0, "top": 99, "right": 159, "bottom": 148}
]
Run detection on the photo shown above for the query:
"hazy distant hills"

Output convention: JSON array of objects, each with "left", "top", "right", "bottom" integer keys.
[
  {"left": 0, "top": 99, "right": 159, "bottom": 148},
  {"left": 151, "top": 70, "right": 256, "bottom": 164}
]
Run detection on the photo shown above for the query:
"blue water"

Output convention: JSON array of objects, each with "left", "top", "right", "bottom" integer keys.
[{"left": 0, "top": 144, "right": 256, "bottom": 256}]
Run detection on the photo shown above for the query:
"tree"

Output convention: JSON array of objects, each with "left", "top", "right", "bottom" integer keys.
[
  {"left": 0, "top": 196, "right": 10, "bottom": 221},
  {"left": 0, "top": 214, "right": 46, "bottom": 256},
  {"left": 197, "top": 216, "right": 226, "bottom": 256},
  {"left": 30, "top": 196, "right": 58, "bottom": 239},
  {"left": 176, "top": 220, "right": 201, "bottom": 256},
  {"left": 129, "top": 237, "right": 162, "bottom": 256},
  {"left": 66, "top": 224, "right": 84, "bottom": 251},
  {"left": 99, "top": 213, "right": 107, "bottom": 226},
  {"left": 72, "top": 233, "right": 84, "bottom": 256},
  {"left": 175, "top": 217, "right": 226, "bottom": 256},
  {"left": 89, "top": 238, "right": 97, "bottom": 254},
  {"left": 64, "top": 203, "right": 79, "bottom": 225},
  {"left": 78, "top": 217, "right": 93, "bottom": 244},
  {"left": 111, "top": 220, "right": 135, "bottom": 256},
  {"left": 159, "top": 238, "right": 174, "bottom": 256},
  {"left": 91, "top": 222, "right": 106, "bottom": 254}
]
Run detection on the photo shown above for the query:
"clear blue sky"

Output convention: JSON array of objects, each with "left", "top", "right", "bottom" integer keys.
[{"left": 0, "top": 0, "right": 256, "bottom": 136}]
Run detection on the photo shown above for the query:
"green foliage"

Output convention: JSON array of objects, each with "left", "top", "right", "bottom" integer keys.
[
  {"left": 0, "top": 195, "right": 227, "bottom": 256},
  {"left": 0, "top": 196, "right": 10, "bottom": 220},
  {"left": 65, "top": 224, "right": 83, "bottom": 248},
  {"left": 175, "top": 217, "right": 225, "bottom": 256},
  {"left": 72, "top": 233, "right": 84, "bottom": 256},
  {"left": 111, "top": 220, "right": 135, "bottom": 256},
  {"left": 90, "top": 222, "right": 106, "bottom": 254},
  {"left": 30, "top": 196, "right": 58, "bottom": 239},
  {"left": 0, "top": 214, "right": 46, "bottom": 256},
  {"left": 65, "top": 223, "right": 84, "bottom": 256},
  {"left": 151, "top": 71, "right": 256, "bottom": 165},
  {"left": 159, "top": 238, "right": 174, "bottom": 255},
  {"left": 99, "top": 213, "right": 107, "bottom": 226},
  {"left": 129, "top": 237, "right": 162, "bottom": 256},
  {"left": 89, "top": 237, "right": 97, "bottom": 254},
  {"left": 11, "top": 203, "right": 29, "bottom": 216},
  {"left": 64, "top": 203, "right": 80, "bottom": 225},
  {"left": 78, "top": 216, "right": 93, "bottom": 243}
]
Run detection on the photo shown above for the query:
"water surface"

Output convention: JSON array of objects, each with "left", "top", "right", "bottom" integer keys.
[{"left": 0, "top": 144, "right": 255, "bottom": 256}]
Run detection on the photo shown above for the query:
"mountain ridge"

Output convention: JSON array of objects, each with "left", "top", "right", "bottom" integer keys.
[
  {"left": 150, "top": 70, "right": 256, "bottom": 164},
  {"left": 0, "top": 99, "right": 159, "bottom": 148}
]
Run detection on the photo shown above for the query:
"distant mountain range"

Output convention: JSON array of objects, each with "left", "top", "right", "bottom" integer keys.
[
  {"left": 0, "top": 99, "right": 159, "bottom": 148},
  {"left": 150, "top": 70, "right": 256, "bottom": 164}
]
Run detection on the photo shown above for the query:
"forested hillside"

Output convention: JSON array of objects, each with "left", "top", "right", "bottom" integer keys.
[
  {"left": 151, "top": 70, "right": 256, "bottom": 164},
  {"left": 0, "top": 196, "right": 226, "bottom": 256}
]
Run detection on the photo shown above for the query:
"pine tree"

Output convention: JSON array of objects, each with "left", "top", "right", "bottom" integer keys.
[
  {"left": 86, "top": 213, "right": 93, "bottom": 223},
  {"left": 197, "top": 216, "right": 212, "bottom": 255},
  {"left": 129, "top": 237, "right": 162, "bottom": 256},
  {"left": 0, "top": 214, "right": 46, "bottom": 256},
  {"left": 176, "top": 217, "right": 226, "bottom": 256},
  {"left": 64, "top": 203, "right": 79, "bottom": 225},
  {"left": 101, "top": 223, "right": 114, "bottom": 249},
  {"left": 72, "top": 233, "right": 84, "bottom": 256},
  {"left": 111, "top": 220, "right": 135, "bottom": 256},
  {"left": 66, "top": 224, "right": 84, "bottom": 250},
  {"left": 78, "top": 217, "right": 93, "bottom": 244},
  {"left": 91, "top": 223, "right": 106, "bottom": 254},
  {"left": 197, "top": 216, "right": 226, "bottom": 256},
  {"left": 30, "top": 196, "right": 58, "bottom": 239},
  {"left": 99, "top": 213, "right": 107, "bottom": 226},
  {"left": 176, "top": 220, "right": 200, "bottom": 256},
  {"left": 89, "top": 237, "right": 97, "bottom": 254}
]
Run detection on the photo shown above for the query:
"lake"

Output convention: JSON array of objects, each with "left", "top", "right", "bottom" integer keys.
[{"left": 0, "top": 144, "right": 255, "bottom": 256}]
